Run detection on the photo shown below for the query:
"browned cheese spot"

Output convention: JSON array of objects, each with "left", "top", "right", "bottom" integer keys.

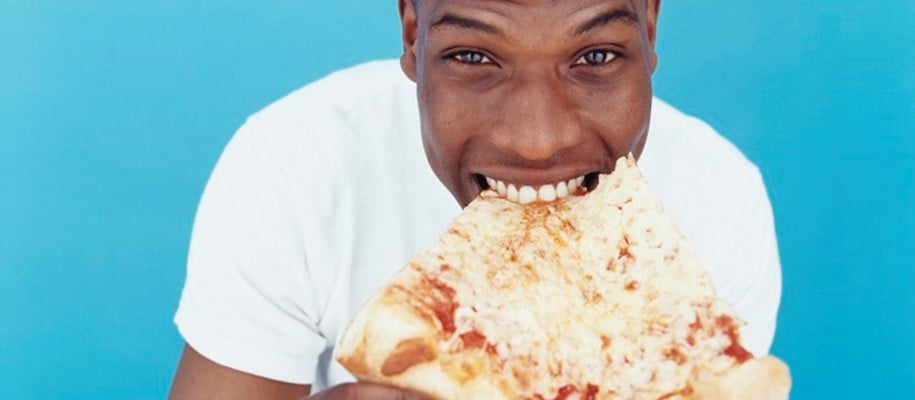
[
  {"left": 663, "top": 246, "right": 680, "bottom": 262},
  {"left": 600, "top": 335, "right": 612, "bottom": 350},
  {"left": 456, "top": 360, "right": 480, "bottom": 382},
  {"left": 606, "top": 257, "right": 617, "bottom": 272},
  {"left": 512, "top": 361, "right": 534, "bottom": 390},
  {"left": 689, "top": 314, "right": 703, "bottom": 331},
  {"left": 505, "top": 237, "right": 522, "bottom": 262},
  {"left": 545, "top": 215, "right": 572, "bottom": 248},
  {"left": 664, "top": 347, "right": 687, "bottom": 365},
  {"left": 522, "top": 263, "right": 541, "bottom": 282},
  {"left": 658, "top": 386, "right": 694, "bottom": 400},
  {"left": 448, "top": 227, "right": 469, "bottom": 240},
  {"left": 443, "top": 356, "right": 485, "bottom": 384},
  {"left": 548, "top": 359, "right": 563, "bottom": 377},
  {"left": 617, "top": 237, "right": 633, "bottom": 273},
  {"left": 580, "top": 286, "right": 602, "bottom": 304}
]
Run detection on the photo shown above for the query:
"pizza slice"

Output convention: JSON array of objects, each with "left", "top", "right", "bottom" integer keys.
[{"left": 335, "top": 155, "right": 791, "bottom": 399}]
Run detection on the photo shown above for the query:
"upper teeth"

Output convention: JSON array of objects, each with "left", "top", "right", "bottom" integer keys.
[{"left": 484, "top": 175, "right": 586, "bottom": 204}]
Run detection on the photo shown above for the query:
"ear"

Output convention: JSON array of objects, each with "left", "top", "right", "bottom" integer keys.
[
  {"left": 399, "top": 0, "right": 419, "bottom": 82},
  {"left": 645, "top": 0, "right": 661, "bottom": 73}
]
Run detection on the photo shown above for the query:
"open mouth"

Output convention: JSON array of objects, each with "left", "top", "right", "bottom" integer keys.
[{"left": 475, "top": 172, "right": 600, "bottom": 204}]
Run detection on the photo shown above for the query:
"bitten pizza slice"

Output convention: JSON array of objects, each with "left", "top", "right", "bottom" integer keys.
[{"left": 335, "top": 155, "right": 790, "bottom": 400}]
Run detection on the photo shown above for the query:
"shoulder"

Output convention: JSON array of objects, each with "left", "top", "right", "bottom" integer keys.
[
  {"left": 257, "top": 59, "right": 409, "bottom": 112},
  {"left": 244, "top": 59, "right": 415, "bottom": 141},
  {"left": 644, "top": 98, "right": 766, "bottom": 210},
  {"left": 221, "top": 59, "right": 421, "bottom": 204},
  {"left": 235, "top": 59, "right": 418, "bottom": 173},
  {"left": 647, "top": 98, "right": 761, "bottom": 179}
]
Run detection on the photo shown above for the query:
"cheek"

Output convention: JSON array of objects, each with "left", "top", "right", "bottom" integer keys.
[
  {"left": 417, "top": 80, "right": 481, "bottom": 198},
  {"left": 581, "top": 78, "right": 652, "bottom": 154},
  {"left": 419, "top": 81, "right": 485, "bottom": 167},
  {"left": 418, "top": 78, "right": 490, "bottom": 206}
]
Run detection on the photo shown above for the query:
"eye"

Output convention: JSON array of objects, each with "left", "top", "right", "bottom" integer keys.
[
  {"left": 574, "top": 50, "right": 617, "bottom": 66},
  {"left": 450, "top": 50, "right": 493, "bottom": 65}
]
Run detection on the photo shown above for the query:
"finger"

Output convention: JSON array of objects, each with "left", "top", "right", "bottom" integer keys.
[{"left": 307, "top": 382, "right": 431, "bottom": 400}]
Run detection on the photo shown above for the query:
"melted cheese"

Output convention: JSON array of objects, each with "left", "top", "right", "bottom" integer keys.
[
  {"left": 337, "top": 156, "right": 760, "bottom": 400},
  {"left": 408, "top": 157, "right": 748, "bottom": 399}
]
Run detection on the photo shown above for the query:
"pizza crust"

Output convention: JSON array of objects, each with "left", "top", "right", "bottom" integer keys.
[
  {"left": 336, "top": 275, "right": 510, "bottom": 399},
  {"left": 687, "top": 356, "right": 792, "bottom": 400}
]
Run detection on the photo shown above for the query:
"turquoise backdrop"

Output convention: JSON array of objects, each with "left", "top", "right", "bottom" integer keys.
[{"left": 1, "top": 1, "right": 912, "bottom": 399}]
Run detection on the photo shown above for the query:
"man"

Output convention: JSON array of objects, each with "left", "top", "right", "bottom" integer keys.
[{"left": 169, "top": 0, "right": 782, "bottom": 399}]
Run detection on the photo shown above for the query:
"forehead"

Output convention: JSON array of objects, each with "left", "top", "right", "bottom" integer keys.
[
  {"left": 423, "top": 0, "right": 642, "bottom": 6},
  {"left": 416, "top": 0, "right": 644, "bottom": 34},
  {"left": 418, "top": 0, "right": 644, "bottom": 17}
]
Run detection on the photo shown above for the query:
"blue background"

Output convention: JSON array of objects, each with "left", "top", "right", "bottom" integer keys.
[{"left": 1, "top": 1, "right": 912, "bottom": 398}]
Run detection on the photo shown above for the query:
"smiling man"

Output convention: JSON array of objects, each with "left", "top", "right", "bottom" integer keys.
[
  {"left": 408, "top": 0, "right": 656, "bottom": 208},
  {"left": 169, "top": 1, "right": 782, "bottom": 399}
]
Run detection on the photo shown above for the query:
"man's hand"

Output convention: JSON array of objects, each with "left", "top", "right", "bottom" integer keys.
[{"left": 305, "top": 382, "right": 430, "bottom": 400}]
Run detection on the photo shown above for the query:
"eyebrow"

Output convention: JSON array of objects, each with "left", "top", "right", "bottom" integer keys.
[
  {"left": 573, "top": 8, "right": 639, "bottom": 36},
  {"left": 430, "top": 13, "right": 503, "bottom": 35},
  {"left": 429, "top": 7, "right": 638, "bottom": 37}
]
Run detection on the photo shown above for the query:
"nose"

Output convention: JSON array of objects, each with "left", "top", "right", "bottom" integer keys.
[{"left": 489, "top": 70, "right": 583, "bottom": 162}]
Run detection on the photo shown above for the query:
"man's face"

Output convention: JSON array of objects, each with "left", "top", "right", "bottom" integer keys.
[{"left": 399, "top": 0, "right": 660, "bottom": 207}]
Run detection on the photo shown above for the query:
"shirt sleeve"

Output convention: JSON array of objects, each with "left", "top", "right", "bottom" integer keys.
[
  {"left": 174, "top": 122, "right": 326, "bottom": 384},
  {"left": 715, "top": 169, "right": 783, "bottom": 356}
]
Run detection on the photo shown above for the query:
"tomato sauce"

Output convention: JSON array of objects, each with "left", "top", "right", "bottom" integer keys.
[
  {"left": 716, "top": 315, "right": 752, "bottom": 363},
  {"left": 424, "top": 277, "right": 458, "bottom": 335},
  {"left": 583, "top": 384, "right": 599, "bottom": 400},
  {"left": 554, "top": 384, "right": 577, "bottom": 400}
]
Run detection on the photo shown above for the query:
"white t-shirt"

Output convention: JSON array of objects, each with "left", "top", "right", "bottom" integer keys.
[{"left": 174, "top": 60, "right": 781, "bottom": 389}]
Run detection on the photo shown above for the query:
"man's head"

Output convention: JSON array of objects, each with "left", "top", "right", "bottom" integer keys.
[{"left": 398, "top": 0, "right": 661, "bottom": 207}]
